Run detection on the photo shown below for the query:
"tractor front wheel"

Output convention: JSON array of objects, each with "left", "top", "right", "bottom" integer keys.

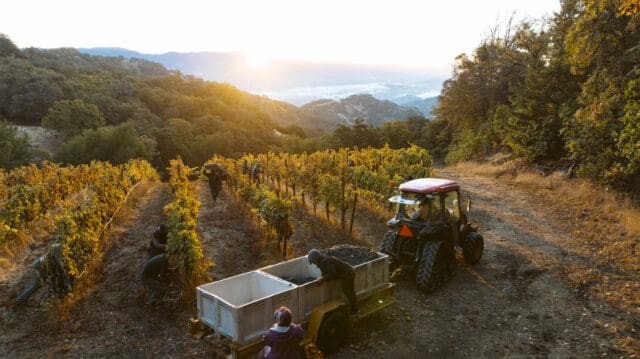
[
  {"left": 463, "top": 232, "right": 484, "bottom": 264},
  {"left": 380, "top": 231, "right": 397, "bottom": 255},
  {"left": 381, "top": 231, "right": 399, "bottom": 273}
]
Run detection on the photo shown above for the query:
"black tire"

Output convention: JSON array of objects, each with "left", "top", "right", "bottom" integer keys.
[
  {"left": 380, "top": 231, "right": 397, "bottom": 255},
  {"left": 380, "top": 231, "right": 399, "bottom": 274},
  {"left": 316, "top": 310, "right": 350, "bottom": 353},
  {"left": 463, "top": 232, "right": 484, "bottom": 265},
  {"left": 416, "top": 241, "right": 444, "bottom": 293}
]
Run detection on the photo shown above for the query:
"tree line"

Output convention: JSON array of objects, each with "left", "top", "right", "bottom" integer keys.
[
  {"left": 2, "top": 0, "right": 639, "bottom": 194},
  {"left": 297, "top": 0, "right": 640, "bottom": 194},
  {"left": 430, "top": 0, "right": 640, "bottom": 191}
]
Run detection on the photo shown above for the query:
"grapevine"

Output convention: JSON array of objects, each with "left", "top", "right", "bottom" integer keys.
[
  {"left": 0, "top": 160, "right": 157, "bottom": 258},
  {"left": 211, "top": 155, "right": 293, "bottom": 257},
  {"left": 44, "top": 159, "right": 158, "bottom": 295},
  {"left": 211, "top": 145, "right": 432, "bottom": 235},
  {"left": 164, "top": 158, "right": 209, "bottom": 288}
]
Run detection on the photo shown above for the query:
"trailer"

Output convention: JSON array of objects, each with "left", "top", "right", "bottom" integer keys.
[{"left": 197, "top": 251, "right": 395, "bottom": 358}]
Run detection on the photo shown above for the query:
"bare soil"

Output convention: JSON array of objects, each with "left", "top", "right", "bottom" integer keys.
[
  {"left": 1, "top": 171, "right": 638, "bottom": 358},
  {"left": 330, "top": 169, "right": 639, "bottom": 358}
]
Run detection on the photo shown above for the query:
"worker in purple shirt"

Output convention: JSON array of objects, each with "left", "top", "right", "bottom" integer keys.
[{"left": 258, "top": 306, "right": 304, "bottom": 359}]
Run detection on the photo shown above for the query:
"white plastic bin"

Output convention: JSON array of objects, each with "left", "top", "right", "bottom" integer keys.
[
  {"left": 259, "top": 257, "right": 342, "bottom": 321},
  {"left": 259, "top": 253, "right": 389, "bottom": 321},
  {"left": 196, "top": 271, "right": 298, "bottom": 345}
]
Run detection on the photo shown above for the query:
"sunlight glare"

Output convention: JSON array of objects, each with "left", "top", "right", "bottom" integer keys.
[{"left": 244, "top": 52, "right": 273, "bottom": 69}]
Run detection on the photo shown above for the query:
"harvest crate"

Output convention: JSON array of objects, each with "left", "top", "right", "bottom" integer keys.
[{"left": 196, "top": 271, "right": 298, "bottom": 345}]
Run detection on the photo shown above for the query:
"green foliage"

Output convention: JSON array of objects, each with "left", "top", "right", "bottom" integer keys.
[
  {"left": 445, "top": 127, "right": 492, "bottom": 165},
  {"left": 42, "top": 99, "right": 106, "bottom": 140},
  {"left": 330, "top": 119, "right": 382, "bottom": 149},
  {"left": 1, "top": 185, "right": 42, "bottom": 229},
  {"left": 0, "top": 34, "right": 21, "bottom": 58},
  {"left": 611, "top": 72, "right": 640, "bottom": 189},
  {"left": 427, "top": 0, "right": 640, "bottom": 193},
  {"left": 216, "top": 145, "right": 432, "bottom": 230},
  {"left": 0, "top": 159, "right": 157, "bottom": 268},
  {"left": 418, "top": 118, "right": 454, "bottom": 161},
  {"left": 564, "top": 70, "right": 625, "bottom": 180},
  {"left": 0, "top": 43, "right": 315, "bottom": 165},
  {"left": 253, "top": 185, "right": 292, "bottom": 238},
  {"left": 0, "top": 120, "right": 34, "bottom": 169},
  {"left": 380, "top": 121, "right": 411, "bottom": 149},
  {"left": 495, "top": 21, "right": 579, "bottom": 162},
  {"left": 56, "top": 122, "right": 152, "bottom": 165}
]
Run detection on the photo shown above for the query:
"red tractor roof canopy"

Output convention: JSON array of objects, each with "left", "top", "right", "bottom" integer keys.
[{"left": 399, "top": 178, "right": 459, "bottom": 194}]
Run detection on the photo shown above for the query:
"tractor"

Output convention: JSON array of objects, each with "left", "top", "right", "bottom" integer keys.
[{"left": 380, "top": 178, "right": 483, "bottom": 293}]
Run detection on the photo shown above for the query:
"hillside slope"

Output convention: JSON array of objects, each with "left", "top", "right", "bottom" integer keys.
[
  {"left": 0, "top": 46, "right": 326, "bottom": 165},
  {"left": 300, "top": 94, "right": 422, "bottom": 128}
]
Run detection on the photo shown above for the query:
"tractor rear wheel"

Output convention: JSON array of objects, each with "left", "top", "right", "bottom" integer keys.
[
  {"left": 416, "top": 241, "right": 446, "bottom": 293},
  {"left": 463, "top": 232, "right": 484, "bottom": 264},
  {"left": 316, "top": 310, "right": 350, "bottom": 353}
]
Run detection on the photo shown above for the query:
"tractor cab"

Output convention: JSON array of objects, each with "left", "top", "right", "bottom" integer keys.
[
  {"left": 389, "top": 178, "right": 465, "bottom": 239},
  {"left": 382, "top": 178, "right": 483, "bottom": 293}
]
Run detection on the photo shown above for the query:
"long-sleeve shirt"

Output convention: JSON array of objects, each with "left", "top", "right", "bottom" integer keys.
[
  {"left": 263, "top": 324, "right": 304, "bottom": 359},
  {"left": 315, "top": 255, "right": 354, "bottom": 280}
]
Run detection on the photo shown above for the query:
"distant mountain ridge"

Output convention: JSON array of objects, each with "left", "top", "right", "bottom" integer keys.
[
  {"left": 79, "top": 47, "right": 445, "bottom": 106},
  {"left": 300, "top": 94, "right": 422, "bottom": 128},
  {"left": 394, "top": 95, "right": 438, "bottom": 117}
]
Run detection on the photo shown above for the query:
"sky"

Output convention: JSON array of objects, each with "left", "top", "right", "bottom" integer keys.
[{"left": 3, "top": 0, "right": 560, "bottom": 72}]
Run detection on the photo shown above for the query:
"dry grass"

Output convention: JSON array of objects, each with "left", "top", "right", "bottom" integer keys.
[
  {"left": 449, "top": 160, "right": 640, "bottom": 358},
  {"left": 452, "top": 160, "right": 640, "bottom": 241},
  {"left": 451, "top": 159, "right": 640, "bottom": 321}
]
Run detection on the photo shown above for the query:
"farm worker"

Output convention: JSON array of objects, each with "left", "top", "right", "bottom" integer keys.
[
  {"left": 15, "top": 254, "right": 47, "bottom": 303},
  {"left": 307, "top": 249, "right": 358, "bottom": 314},
  {"left": 258, "top": 306, "right": 304, "bottom": 359},
  {"left": 251, "top": 163, "right": 262, "bottom": 184},
  {"left": 141, "top": 253, "right": 170, "bottom": 304},
  {"left": 203, "top": 163, "right": 224, "bottom": 202},
  {"left": 16, "top": 242, "right": 71, "bottom": 303},
  {"left": 411, "top": 196, "right": 448, "bottom": 224},
  {"left": 411, "top": 197, "right": 433, "bottom": 222},
  {"left": 148, "top": 223, "right": 169, "bottom": 258}
]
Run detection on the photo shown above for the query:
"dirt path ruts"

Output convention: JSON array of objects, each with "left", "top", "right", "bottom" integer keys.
[
  {"left": 195, "top": 180, "right": 265, "bottom": 278},
  {"left": 330, "top": 169, "right": 635, "bottom": 358}
]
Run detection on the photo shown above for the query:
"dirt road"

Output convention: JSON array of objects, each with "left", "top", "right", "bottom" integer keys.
[{"left": 331, "top": 169, "right": 638, "bottom": 358}]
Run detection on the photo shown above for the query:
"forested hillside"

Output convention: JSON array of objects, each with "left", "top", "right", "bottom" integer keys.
[
  {"left": 1, "top": 0, "right": 639, "bottom": 193},
  {"left": 429, "top": 0, "right": 640, "bottom": 191},
  {"left": 300, "top": 94, "right": 421, "bottom": 128},
  {"left": 0, "top": 34, "right": 323, "bottom": 168}
]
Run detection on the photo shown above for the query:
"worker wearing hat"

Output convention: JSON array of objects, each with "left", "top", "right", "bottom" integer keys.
[{"left": 259, "top": 306, "right": 304, "bottom": 359}]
